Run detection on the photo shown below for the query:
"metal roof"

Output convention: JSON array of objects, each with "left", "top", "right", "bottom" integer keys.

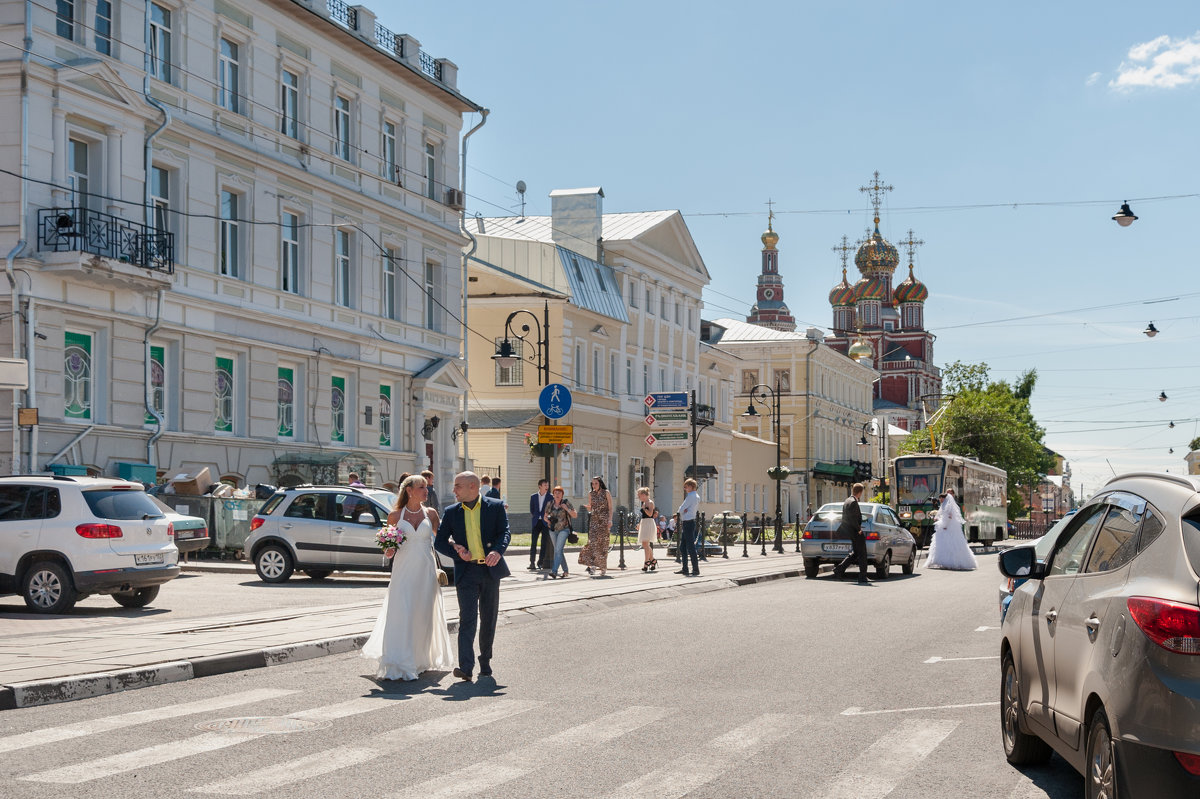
[
  {"left": 558, "top": 247, "right": 629, "bottom": 323},
  {"left": 709, "top": 318, "right": 815, "bottom": 343},
  {"left": 467, "top": 409, "right": 541, "bottom": 430},
  {"left": 478, "top": 210, "right": 679, "bottom": 244}
]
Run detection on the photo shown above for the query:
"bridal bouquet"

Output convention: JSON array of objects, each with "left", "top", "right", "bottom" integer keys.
[{"left": 375, "top": 523, "right": 406, "bottom": 553}]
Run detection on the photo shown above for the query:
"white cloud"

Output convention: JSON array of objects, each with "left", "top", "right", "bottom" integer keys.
[
  {"left": 1109, "top": 32, "right": 1200, "bottom": 90},
  {"left": 1086, "top": 72, "right": 1101, "bottom": 86}
]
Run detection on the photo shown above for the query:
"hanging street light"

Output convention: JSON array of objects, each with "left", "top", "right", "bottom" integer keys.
[
  {"left": 1112, "top": 202, "right": 1138, "bottom": 227},
  {"left": 1144, "top": 322, "right": 1158, "bottom": 337}
]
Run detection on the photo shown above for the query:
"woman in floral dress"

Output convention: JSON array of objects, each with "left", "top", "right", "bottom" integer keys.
[{"left": 580, "top": 476, "right": 613, "bottom": 577}]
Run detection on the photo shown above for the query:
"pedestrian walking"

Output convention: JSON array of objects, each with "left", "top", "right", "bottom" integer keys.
[
  {"left": 636, "top": 487, "right": 658, "bottom": 572},
  {"left": 543, "top": 485, "right": 576, "bottom": 579},
  {"left": 421, "top": 470, "right": 440, "bottom": 513},
  {"left": 433, "top": 471, "right": 512, "bottom": 681},
  {"left": 832, "top": 482, "right": 870, "bottom": 584},
  {"left": 528, "top": 479, "right": 553, "bottom": 571},
  {"left": 675, "top": 478, "right": 701, "bottom": 576},
  {"left": 579, "top": 476, "right": 613, "bottom": 577}
]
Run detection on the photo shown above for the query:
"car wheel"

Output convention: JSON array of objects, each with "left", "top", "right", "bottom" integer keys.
[
  {"left": 1002, "top": 651, "right": 1053, "bottom": 765},
  {"left": 1085, "top": 708, "right": 1116, "bottom": 799},
  {"left": 113, "top": 586, "right": 160, "bottom": 608},
  {"left": 303, "top": 570, "right": 332, "bottom": 580},
  {"left": 902, "top": 546, "right": 917, "bottom": 575},
  {"left": 875, "top": 552, "right": 891, "bottom": 580},
  {"left": 22, "top": 561, "right": 77, "bottom": 614},
  {"left": 255, "top": 545, "right": 294, "bottom": 583},
  {"left": 803, "top": 558, "right": 820, "bottom": 579}
]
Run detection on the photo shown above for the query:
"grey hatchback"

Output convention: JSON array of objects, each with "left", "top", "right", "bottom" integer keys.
[
  {"left": 998, "top": 472, "right": 1200, "bottom": 798},
  {"left": 800, "top": 501, "right": 917, "bottom": 580}
]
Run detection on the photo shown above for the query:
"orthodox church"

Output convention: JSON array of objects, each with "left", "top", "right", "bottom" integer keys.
[{"left": 745, "top": 214, "right": 796, "bottom": 332}]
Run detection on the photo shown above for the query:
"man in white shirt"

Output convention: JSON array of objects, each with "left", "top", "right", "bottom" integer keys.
[{"left": 675, "top": 478, "right": 701, "bottom": 576}]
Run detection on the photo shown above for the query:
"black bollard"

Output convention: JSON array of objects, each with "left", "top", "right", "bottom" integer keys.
[
  {"left": 741, "top": 512, "right": 749, "bottom": 558},
  {"left": 699, "top": 511, "right": 707, "bottom": 561},
  {"left": 618, "top": 505, "right": 627, "bottom": 570},
  {"left": 721, "top": 514, "right": 729, "bottom": 559},
  {"left": 794, "top": 513, "right": 801, "bottom": 553},
  {"left": 760, "top": 514, "right": 768, "bottom": 556}
]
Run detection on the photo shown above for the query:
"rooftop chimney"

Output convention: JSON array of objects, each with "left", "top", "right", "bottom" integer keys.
[{"left": 549, "top": 187, "right": 603, "bottom": 261}]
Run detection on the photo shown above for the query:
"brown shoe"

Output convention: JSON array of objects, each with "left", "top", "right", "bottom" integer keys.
[{"left": 453, "top": 668, "right": 473, "bottom": 682}]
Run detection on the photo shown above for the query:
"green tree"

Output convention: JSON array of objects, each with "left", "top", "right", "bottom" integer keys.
[
  {"left": 1190, "top": 436, "right": 1200, "bottom": 452},
  {"left": 901, "top": 361, "right": 1054, "bottom": 518}
]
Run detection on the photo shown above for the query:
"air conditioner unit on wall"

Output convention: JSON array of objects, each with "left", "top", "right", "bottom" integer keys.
[{"left": 444, "top": 188, "right": 465, "bottom": 210}]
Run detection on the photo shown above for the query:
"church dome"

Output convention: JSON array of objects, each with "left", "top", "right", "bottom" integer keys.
[
  {"left": 761, "top": 225, "right": 779, "bottom": 250},
  {"left": 853, "top": 274, "right": 887, "bottom": 302},
  {"left": 848, "top": 336, "right": 873, "bottom": 362},
  {"left": 855, "top": 220, "right": 900, "bottom": 276},
  {"left": 893, "top": 264, "right": 929, "bottom": 304},
  {"left": 829, "top": 268, "right": 855, "bottom": 306}
]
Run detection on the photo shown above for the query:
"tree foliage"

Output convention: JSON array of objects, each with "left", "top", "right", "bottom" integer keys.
[
  {"left": 1191, "top": 436, "right": 1200, "bottom": 452},
  {"left": 900, "top": 361, "right": 1055, "bottom": 518}
]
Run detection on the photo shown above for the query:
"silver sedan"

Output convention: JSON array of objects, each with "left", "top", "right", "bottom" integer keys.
[{"left": 800, "top": 502, "right": 917, "bottom": 580}]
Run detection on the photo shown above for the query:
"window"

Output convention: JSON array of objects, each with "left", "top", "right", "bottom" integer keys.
[
  {"left": 379, "top": 384, "right": 391, "bottom": 447},
  {"left": 626, "top": 359, "right": 632, "bottom": 395},
  {"left": 593, "top": 349, "right": 601, "bottom": 392},
  {"left": 675, "top": 302, "right": 681, "bottom": 324},
  {"left": 64, "top": 331, "right": 92, "bottom": 420},
  {"left": 334, "top": 96, "right": 352, "bottom": 161},
  {"left": 660, "top": 295, "right": 667, "bottom": 318},
  {"left": 277, "top": 367, "right": 294, "bottom": 437},
  {"left": 424, "top": 141, "right": 437, "bottom": 199},
  {"left": 68, "top": 137, "right": 94, "bottom": 208},
  {"left": 610, "top": 353, "right": 617, "bottom": 396},
  {"left": 94, "top": 1, "right": 112, "bottom": 54},
  {"left": 629, "top": 281, "right": 638, "bottom": 308},
  {"left": 742, "top": 370, "right": 759, "bottom": 394},
  {"left": 383, "top": 121, "right": 399, "bottom": 183},
  {"left": 335, "top": 230, "right": 351, "bottom": 307},
  {"left": 1048, "top": 505, "right": 1105, "bottom": 577},
  {"left": 1085, "top": 500, "right": 1144, "bottom": 573},
  {"left": 281, "top": 213, "right": 300, "bottom": 293},
  {"left": 574, "top": 345, "right": 583, "bottom": 387},
  {"left": 219, "top": 191, "right": 240, "bottom": 277},
  {"left": 148, "top": 166, "right": 170, "bottom": 235},
  {"left": 658, "top": 368, "right": 665, "bottom": 391},
  {"left": 214, "top": 356, "right": 234, "bottom": 433},
  {"left": 218, "top": 39, "right": 240, "bottom": 112},
  {"left": 331, "top": 376, "right": 345, "bottom": 442},
  {"left": 280, "top": 70, "right": 299, "bottom": 137},
  {"left": 284, "top": 493, "right": 327, "bottom": 520},
  {"left": 424, "top": 261, "right": 437, "bottom": 329},
  {"left": 645, "top": 287, "right": 652, "bottom": 310},
  {"left": 382, "top": 247, "right": 398, "bottom": 319},
  {"left": 494, "top": 338, "right": 523, "bottom": 386},
  {"left": 642, "top": 363, "right": 648, "bottom": 396},
  {"left": 149, "top": 4, "right": 171, "bottom": 81},
  {"left": 56, "top": 0, "right": 74, "bottom": 39},
  {"left": 145, "top": 345, "right": 165, "bottom": 425}
]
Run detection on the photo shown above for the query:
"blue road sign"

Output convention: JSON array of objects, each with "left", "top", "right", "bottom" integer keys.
[
  {"left": 644, "top": 391, "right": 689, "bottom": 410},
  {"left": 539, "top": 383, "right": 572, "bottom": 419}
]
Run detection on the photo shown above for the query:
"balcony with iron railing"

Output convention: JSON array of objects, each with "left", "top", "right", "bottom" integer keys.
[{"left": 38, "top": 208, "right": 174, "bottom": 275}]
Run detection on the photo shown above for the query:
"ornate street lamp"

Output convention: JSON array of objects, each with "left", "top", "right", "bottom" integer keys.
[
  {"left": 492, "top": 301, "right": 553, "bottom": 488},
  {"left": 742, "top": 381, "right": 786, "bottom": 553}
]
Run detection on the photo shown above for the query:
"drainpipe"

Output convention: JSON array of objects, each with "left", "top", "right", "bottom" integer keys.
[
  {"left": 142, "top": 0, "right": 171, "bottom": 471},
  {"left": 5, "top": 1, "right": 33, "bottom": 473},
  {"left": 24, "top": 298, "right": 36, "bottom": 470},
  {"left": 457, "top": 109, "right": 488, "bottom": 472}
]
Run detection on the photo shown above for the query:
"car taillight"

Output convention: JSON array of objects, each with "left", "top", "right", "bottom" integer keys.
[
  {"left": 865, "top": 532, "right": 880, "bottom": 540},
  {"left": 76, "top": 523, "right": 123, "bottom": 539},
  {"left": 1174, "top": 751, "right": 1200, "bottom": 775},
  {"left": 249, "top": 516, "right": 265, "bottom": 532},
  {"left": 802, "top": 530, "right": 812, "bottom": 539},
  {"left": 167, "top": 522, "right": 175, "bottom": 538},
  {"left": 1128, "top": 596, "right": 1200, "bottom": 655}
]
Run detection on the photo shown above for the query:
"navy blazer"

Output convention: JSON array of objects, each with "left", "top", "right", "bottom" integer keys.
[
  {"left": 435, "top": 496, "right": 512, "bottom": 580},
  {"left": 530, "top": 491, "right": 551, "bottom": 530}
]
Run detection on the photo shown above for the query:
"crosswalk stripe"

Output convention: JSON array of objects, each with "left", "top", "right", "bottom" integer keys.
[
  {"left": 821, "top": 718, "right": 959, "bottom": 799},
  {"left": 190, "top": 700, "right": 541, "bottom": 795},
  {"left": 20, "top": 694, "right": 420, "bottom": 784},
  {"left": 388, "top": 705, "right": 671, "bottom": 799},
  {"left": 603, "top": 713, "right": 798, "bottom": 799},
  {"left": 0, "top": 689, "right": 297, "bottom": 756}
]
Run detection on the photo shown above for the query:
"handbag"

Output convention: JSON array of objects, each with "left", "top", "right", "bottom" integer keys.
[{"left": 566, "top": 514, "right": 579, "bottom": 545}]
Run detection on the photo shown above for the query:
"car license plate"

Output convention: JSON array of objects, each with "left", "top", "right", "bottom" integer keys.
[
  {"left": 175, "top": 529, "right": 193, "bottom": 539},
  {"left": 134, "top": 553, "right": 165, "bottom": 566},
  {"left": 823, "top": 543, "right": 851, "bottom": 554}
]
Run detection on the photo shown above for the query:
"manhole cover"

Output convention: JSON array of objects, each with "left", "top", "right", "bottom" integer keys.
[{"left": 195, "top": 716, "right": 332, "bottom": 734}]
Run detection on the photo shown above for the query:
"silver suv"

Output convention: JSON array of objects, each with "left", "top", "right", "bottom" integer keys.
[
  {"left": 0, "top": 475, "right": 179, "bottom": 613},
  {"left": 244, "top": 486, "right": 453, "bottom": 583},
  {"left": 998, "top": 472, "right": 1200, "bottom": 797}
]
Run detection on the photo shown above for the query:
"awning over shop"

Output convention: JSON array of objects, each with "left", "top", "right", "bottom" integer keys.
[
  {"left": 811, "top": 462, "right": 857, "bottom": 480},
  {"left": 685, "top": 465, "right": 719, "bottom": 480}
]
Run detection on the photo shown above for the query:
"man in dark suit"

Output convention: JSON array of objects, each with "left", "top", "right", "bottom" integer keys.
[
  {"left": 833, "top": 482, "right": 869, "bottom": 584},
  {"left": 434, "top": 471, "right": 511, "bottom": 681},
  {"left": 528, "top": 479, "right": 552, "bottom": 571}
]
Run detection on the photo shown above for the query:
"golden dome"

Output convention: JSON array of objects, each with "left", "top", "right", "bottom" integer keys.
[
  {"left": 761, "top": 224, "right": 779, "bottom": 250},
  {"left": 848, "top": 335, "right": 873, "bottom": 362}
]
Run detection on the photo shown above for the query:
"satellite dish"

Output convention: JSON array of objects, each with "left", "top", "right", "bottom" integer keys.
[{"left": 516, "top": 180, "right": 526, "bottom": 195}]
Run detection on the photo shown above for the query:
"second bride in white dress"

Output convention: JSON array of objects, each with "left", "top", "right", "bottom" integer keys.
[
  {"left": 361, "top": 475, "right": 453, "bottom": 680},
  {"left": 925, "top": 490, "right": 978, "bottom": 571}
]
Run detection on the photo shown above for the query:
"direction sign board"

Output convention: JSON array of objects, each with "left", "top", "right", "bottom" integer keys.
[
  {"left": 645, "top": 431, "right": 690, "bottom": 449},
  {"left": 643, "top": 391, "right": 688, "bottom": 410},
  {"left": 645, "top": 411, "right": 690, "bottom": 429},
  {"left": 538, "top": 383, "right": 572, "bottom": 419},
  {"left": 537, "top": 425, "right": 573, "bottom": 444}
]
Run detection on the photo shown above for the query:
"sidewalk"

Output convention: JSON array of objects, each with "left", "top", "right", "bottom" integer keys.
[{"left": 0, "top": 548, "right": 810, "bottom": 710}]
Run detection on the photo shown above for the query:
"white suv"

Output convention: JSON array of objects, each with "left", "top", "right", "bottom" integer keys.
[{"left": 0, "top": 475, "right": 180, "bottom": 613}]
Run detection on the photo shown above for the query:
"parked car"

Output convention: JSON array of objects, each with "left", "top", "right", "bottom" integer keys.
[
  {"left": 149, "top": 496, "right": 211, "bottom": 555},
  {"left": 244, "top": 486, "right": 454, "bottom": 583},
  {"left": 998, "top": 510, "right": 1076, "bottom": 621},
  {"left": 998, "top": 472, "right": 1200, "bottom": 797},
  {"left": 800, "top": 502, "right": 917, "bottom": 579},
  {"left": 0, "top": 475, "right": 179, "bottom": 613}
]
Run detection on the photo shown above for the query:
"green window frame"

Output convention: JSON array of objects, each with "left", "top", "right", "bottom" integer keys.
[
  {"left": 64, "top": 331, "right": 92, "bottom": 420},
  {"left": 331, "top": 376, "right": 346, "bottom": 443},
  {"left": 215, "top": 357, "right": 234, "bottom": 433},
  {"left": 277, "top": 367, "right": 295, "bottom": 437},
  {"left": 379, "top": 384, "right": 391, "bottom": 447},
  {"left": 145, "top": 345, "right": 165, "bottom": 424}
]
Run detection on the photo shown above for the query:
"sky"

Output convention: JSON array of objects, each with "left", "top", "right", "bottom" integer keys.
[{"left": 377, "top": 1, "right": 1200, "bottom": 499}]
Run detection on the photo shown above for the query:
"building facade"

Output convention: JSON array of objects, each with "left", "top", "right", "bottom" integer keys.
[{"left": 1, "top": 0, "right": 479, "bottom": 490}]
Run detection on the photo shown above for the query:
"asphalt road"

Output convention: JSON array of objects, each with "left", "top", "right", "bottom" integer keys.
[{"left": 0, "top": 552, "right": 1084, "bottom": 798}]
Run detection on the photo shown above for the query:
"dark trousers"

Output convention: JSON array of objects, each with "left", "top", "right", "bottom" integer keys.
[
  {"left": 836, "top": 531, "right": 869, "bottom": 578},
  {"left": 530, "top": 523, "right": 551, "bottom": 567},
  {"left": 454, "top": 565, "right": 500, "bottom": 673},
  {"left": 678, "top": 518, "right": 699, "bottom": 573}
]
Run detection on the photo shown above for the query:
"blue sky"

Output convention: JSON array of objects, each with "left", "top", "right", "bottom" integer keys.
[{"left": 380, "top": 2, "right": 1200, "bottom": 497}]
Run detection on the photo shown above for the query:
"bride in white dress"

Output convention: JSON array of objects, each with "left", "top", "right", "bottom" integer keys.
[
  {"left": 362, "top": 475, "right": 453, "bottom": 680},
  {"left": 926, "top": 491, "right": 977, "bottom": 571}
]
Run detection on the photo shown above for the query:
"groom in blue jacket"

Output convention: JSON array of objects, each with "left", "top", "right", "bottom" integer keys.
[{"left": 435, "top": 471, "right": 511, "bottom": 682}]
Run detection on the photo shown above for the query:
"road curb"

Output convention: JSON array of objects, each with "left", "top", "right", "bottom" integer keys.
[{"left": 2, "top": 564, "right": 804, "bottom": 710}]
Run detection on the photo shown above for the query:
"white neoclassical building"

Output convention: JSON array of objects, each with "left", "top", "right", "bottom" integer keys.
[{"left": 0, "top": 0, "right": 482, "bottom": 489}]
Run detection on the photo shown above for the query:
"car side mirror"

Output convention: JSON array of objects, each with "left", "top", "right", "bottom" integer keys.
[
  {"left": 998, "top": 546, "right": 1042, "bottom": 580},
  {"left": 358, "top": 512, "right": 376, "bottom": 525}
]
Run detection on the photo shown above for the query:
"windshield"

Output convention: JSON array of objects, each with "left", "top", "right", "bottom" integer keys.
[
  {"left": 896, "top": 458, "right": 945, "bottom": 504},
  {"left": 83, "top": 488, "right": 165, "bottom": 520}
]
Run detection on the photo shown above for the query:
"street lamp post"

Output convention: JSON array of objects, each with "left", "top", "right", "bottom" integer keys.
[
  {"left": 742, "top": 381, "right": 786, "bottom": 554},
  {"left": 492, "top": 301, "right": 552, "bottom": 492}
]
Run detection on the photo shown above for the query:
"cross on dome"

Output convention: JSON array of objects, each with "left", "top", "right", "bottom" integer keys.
[{"left": 859, "top": 170, "right": 893, "bottom": 222}]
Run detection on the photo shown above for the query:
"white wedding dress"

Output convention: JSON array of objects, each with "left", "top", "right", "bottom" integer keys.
[
  {"left": 926, "top": 495, "right": 978, "bottom": 571},
  {"left": 361, "top": 511, "right": 453, "bottom": 680}
]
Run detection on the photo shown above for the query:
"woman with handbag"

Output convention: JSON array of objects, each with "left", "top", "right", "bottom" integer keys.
[
  {"left": 543, "top": 485, "right": 577, "bottom": 579},
  {"left": 636, "top": 487, "right": 659, "bottom": 572},
  {"left": 580, "top": 476, "right": 614, "bottom": 577}
]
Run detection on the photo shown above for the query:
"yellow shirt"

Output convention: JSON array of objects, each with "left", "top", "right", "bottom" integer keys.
[{"left": 464, "top": 501, "right": 484, "bottom": 560}]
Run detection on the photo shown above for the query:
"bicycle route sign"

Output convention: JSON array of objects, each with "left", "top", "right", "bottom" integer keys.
[{"left": 539, "top": 383, "right": 572, "bottom": 419}]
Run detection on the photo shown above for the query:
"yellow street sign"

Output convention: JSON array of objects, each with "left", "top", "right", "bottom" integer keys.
[{"left": 538, "top": 425, "right": 573, "bottom": 444}]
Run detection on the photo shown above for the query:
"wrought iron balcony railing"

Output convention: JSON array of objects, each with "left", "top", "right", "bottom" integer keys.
[{"left": 38, "top": 208, "right": 175, "bottom": 274}]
